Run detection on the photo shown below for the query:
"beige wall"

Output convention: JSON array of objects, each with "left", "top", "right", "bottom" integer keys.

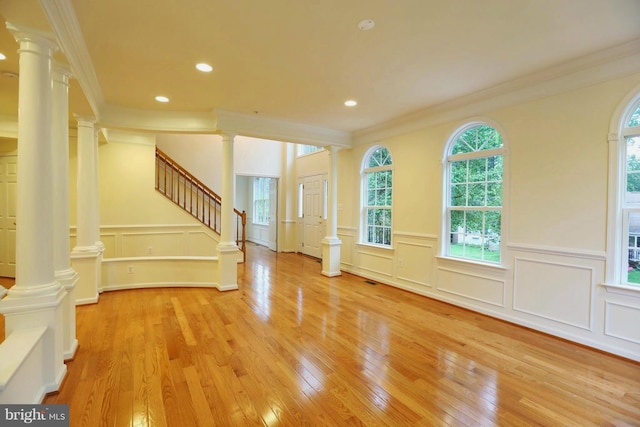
[
  {"left": 340, "top": 72, "right": 640, "bottom": 251},
  {"left": 333, "top": 71, "right": 640, "bottom": 361},
  {"left": 69, "top": 139, "right": 193, "bottom": 226}
]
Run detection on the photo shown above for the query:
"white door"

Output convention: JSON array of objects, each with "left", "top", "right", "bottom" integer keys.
[
  {"left": 268, "top": 178, "right": 278, "bottom": 251},
  {"left": 300, "top": 174, "right": 326, "bottom": 258},
  {"left": 0, "top": 156, "right": 17, "bottom": 278}
]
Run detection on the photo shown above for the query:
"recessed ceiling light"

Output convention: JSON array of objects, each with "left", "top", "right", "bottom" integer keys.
[
  {"left": 358, "top": 19, "right": 375, "bottom": 30},
  {"left": 0, "top": 53, "right": 6, "bottom": 60},
  {"left": 344, "top": 100, "right": 358, "bottom": 107},
  {"left": 155, "top": 95, "right": 170, "bottom": 103},
  {"left": 196, "top": 63, "right": 213, "bottom": 72}
]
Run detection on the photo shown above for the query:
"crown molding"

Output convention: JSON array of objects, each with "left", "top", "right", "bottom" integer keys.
[
  {"left": 353, "top": 38, "right": 640, "bottom": 145},
  {"left": 101, "top": 129, "right": 156, "bottom": 146},
  {"left": 100, "top": 105, "right": 217, "bottom": 134},
  {"left": 214, "top": 109, "right": 351, "bottom": 147},
  {"left": 39, "top": 0, "right": 104, "bottom": 119}
]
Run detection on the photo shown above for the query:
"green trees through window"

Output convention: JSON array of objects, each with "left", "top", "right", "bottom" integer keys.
[
  {"left": 447, "top": 125, "right": 504, "bottom": 263},
  {"left": 363, "top": 146, "right": 393, "bottom": 246},
  {"left": 624, "top": 103, "right": 640, "bottom": 284}
]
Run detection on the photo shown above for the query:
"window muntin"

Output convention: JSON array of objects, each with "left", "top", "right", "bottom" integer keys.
[
  {"left": 362, "top": 146, "right": 393, "bottom": 246},
  {"left": 253, "top": 177, "right": 270, "bottom": 225},
  {"left": 446, "top": 124, "right": 503, "bottom": 263}
]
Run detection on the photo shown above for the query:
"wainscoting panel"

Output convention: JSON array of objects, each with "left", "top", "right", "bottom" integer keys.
[
  {"left": 358, "top": 249, "right": 394, "bottom": 278},
  {"left": 513, "top": 258, "right": 593, "bottom": 330},
  {"left": 396, "top": 241, "right": 434, "bottom": 288},
  {"left": 337, "top": 228, "right": 356, "bottom": 266},
  {"left": 102, "top": 257, "right": 218, "bottom": 291},
  {"left": 436, "top": 267, "right": 505, "bottom": 307},
  {"left": 121, "top": 231, "right": 185, "bottom": 257},
  {"left": 186, "top": 230, "right": 218, "bottom": 256},
  {"left": 605, "top": 301, "right": 640, "bottom": 345}
]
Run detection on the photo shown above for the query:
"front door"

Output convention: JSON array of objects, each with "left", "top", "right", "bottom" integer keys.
[
  {"left": 300, "top": 174, "right": 326, "bottom": 258},
  {"left": 0, "top": 155, "right": 17, "bottom": 277}
]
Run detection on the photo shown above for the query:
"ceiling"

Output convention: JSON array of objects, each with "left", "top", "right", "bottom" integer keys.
[{"left": 1, "top": 0, "right": 640, "bottom": 138}]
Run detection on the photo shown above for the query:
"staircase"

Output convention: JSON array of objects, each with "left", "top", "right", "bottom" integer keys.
[{"left": 155, "top": 147, "right": 247, "bottom": 261}]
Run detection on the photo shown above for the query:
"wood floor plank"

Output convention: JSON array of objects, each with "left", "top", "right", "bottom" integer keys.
[{"left": 41, "top": 244, "right": 640, "bottom": 426}]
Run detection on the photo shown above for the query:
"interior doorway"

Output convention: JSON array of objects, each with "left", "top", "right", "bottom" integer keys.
[
  {"left": 0, "top": 155, "right": 17, "bottom": 278},
  {"left": 237, "top": 175, "right": 278, "bottom": 251}
]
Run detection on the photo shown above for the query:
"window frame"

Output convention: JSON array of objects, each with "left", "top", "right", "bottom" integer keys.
[
  {"left": 252, "top": 177, "right": 270, "bottom": 225},
  {"left": 443, "top": 121, "right": 506, "bottom": 266},
  {"left": 606, "top": 83, "right": 640, "bottom": 293},
  {"left": 360, "top": 145, "right": 394, "bottom": 248}
]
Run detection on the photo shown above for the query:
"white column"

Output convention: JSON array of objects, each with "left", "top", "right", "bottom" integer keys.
[
  {"left": 217, "top": 132, "right": 239, "bottom": 290},
  {"left": 0, "top": 23, "right": 67, "bottom": 393},
  {"left": 71, "top": 116, "right": 103, "bottom": 304},
  {"left": 322, "top": 146, "right": 342, "bottom": 277},
  {"left": 52, "top": 64, "right": 79, "bottom": 359}
]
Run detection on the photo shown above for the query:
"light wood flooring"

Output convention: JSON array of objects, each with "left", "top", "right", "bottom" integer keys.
[{"left": 43, "top": 244, "right": 640, "bottom": 426}]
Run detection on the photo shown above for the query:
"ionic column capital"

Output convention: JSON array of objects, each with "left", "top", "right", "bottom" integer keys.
[{"left": 6, "top": 22, "right": 58, "bottom": 55}]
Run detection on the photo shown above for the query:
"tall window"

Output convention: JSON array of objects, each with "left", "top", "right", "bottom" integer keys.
[
  {"left": 445, "top": 124, "right": 504, "bottom": 263},
  {"left": 253, "top": 177, "right": 270, "bottom": 225},
  {"left": 298, "top": 144, "right": 322, "bottom": 156},
  {"left": 620, "top": 98, "right": 640, "bottom": 285},
  {"left": 362, "top": 146, "right": 393, "bottom": 246}
]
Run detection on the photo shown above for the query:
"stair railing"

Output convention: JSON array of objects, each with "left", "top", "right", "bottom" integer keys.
[{"left": 155, "top": 147, "right": 247, "bottom": 262}]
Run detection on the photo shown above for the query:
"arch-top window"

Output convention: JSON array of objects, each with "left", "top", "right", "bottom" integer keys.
[
  {"left": 445, "top": 124, "right": 504, "bottom": 263},
  {"left": 362, "top": 146, "right": 393, "bottom": 246},
  {"left": 620, "top": 100, "right": 640, "bottom": 285}
]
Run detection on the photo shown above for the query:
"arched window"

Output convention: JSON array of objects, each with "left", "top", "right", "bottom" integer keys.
[
  {"left": 362, "top": 146, "right": 393, "bottom": 246},
  {"left": 607, "top": 87, "right": 640, "bottom": 288},
  {"left": 444, "top": 123, "right": 504, "bottom": 263}
]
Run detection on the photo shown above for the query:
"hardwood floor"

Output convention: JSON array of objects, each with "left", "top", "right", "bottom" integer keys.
[{"left": 43, "top": 244, "right": 640, "bottom": 426}]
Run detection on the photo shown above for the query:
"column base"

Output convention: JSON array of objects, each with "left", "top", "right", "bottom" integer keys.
[
  {"left": 321, "top": 237, "right": 342, "bottom": 277},
  {"left": 56, "top": 268, "right": 79, "bottom": 360},
  {"left": 217, "top": 243, "right": 239, "bottom": 291},
  {"left": 71, "top": 245, "right": 103, "bottom": 305},
  {"left": 0, "top": 284, "right": 67, "bottom": 392}
]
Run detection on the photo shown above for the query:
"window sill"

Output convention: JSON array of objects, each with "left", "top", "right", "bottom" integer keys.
[
  {"left": 357, "top": 242, "right": 394, "bottom": 251},
  {"left": 602, "top": 282, "right": 640, "bottom": 297},
  {"left": 436, "top": 256, "right": 508, "bottom": 272}
]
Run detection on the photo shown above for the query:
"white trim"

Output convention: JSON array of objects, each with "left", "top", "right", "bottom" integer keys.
[
  {"left": 393, "top": 231, "right": 438, "bottom": 240},
  {"left": 103, "top": 255, "right": 217, "bottom": 263},
  {"left": 214, "top": 109, "right": 350, "bottom": 147},
  {"left": 513, "top": 257, "right": 595, "bottom": 331},
  {"left": 436, "top": 256, "right": 508, "bottom": 272},
  {"left": 604, "top": 301, "right": 640, "bottom": 344},
  {"left": 441, "top": 121, "right": 507, "bottom": 265},
  {"left": 436, "top": 267, "right": 506, "bottom": 307},
  {"left": 39, "top": 0, "right": 104, "bottom": 117},
  {"left": 606, "top": 82, "right": 640, "bottom": 286},
  {"left": 602, "top": 282, "right": 640, "bottom": 297},
  {"left": 360, "top": 145, "right": 394, "bottom": 247},
  {"left": 507, "top": 243, "right": 606, "bottom": 261}
]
